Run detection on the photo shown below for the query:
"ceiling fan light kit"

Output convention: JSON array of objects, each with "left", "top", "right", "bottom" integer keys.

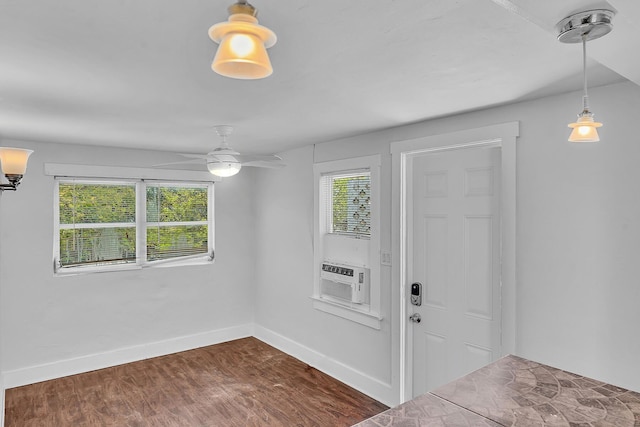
[
  {"left": 207, "top": 125, "right": 242, "bottom": 177},
  {"left": 207, "top": 161, "right": 242, "bottom": 177},
  {"left": 557, "top": 9, "right": 614, "bottom": 143},
  {"left": 208, "top": 0, "right": 277, "bottom": 80}
]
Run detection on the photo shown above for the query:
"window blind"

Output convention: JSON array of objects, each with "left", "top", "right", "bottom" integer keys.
[
  {"left": 146, "top": 183, "right": 209, "bottom": 262},
  {"left": 58, "top": 182, "right": 136, "bottom": 267},
  {"left": 322, "top": 171, "right": 371, "bottom": 238}
]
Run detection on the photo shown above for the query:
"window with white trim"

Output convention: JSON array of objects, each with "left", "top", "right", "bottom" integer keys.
[
  {"left": 323, "top": 172, "right": 371, "bottom": 238},
  {"left": 145, "top": 183, "right": 209, "bottom": 262},
  {"left": 313, "top": 155, "right": 381, "bottom": 329},
  {"left": 55, "top": 179, "right": 214, "bottom": 274}
]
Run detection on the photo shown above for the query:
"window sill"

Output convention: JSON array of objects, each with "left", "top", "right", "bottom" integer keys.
[
  {"left": 311, "top": 296, "right": 382, "bottom": 330},
  {"left": 55, "top": 263, "right": 142, "bottom": 277},
  {"left": 54, "top": 255, "right": 214, "bottom": 276}
]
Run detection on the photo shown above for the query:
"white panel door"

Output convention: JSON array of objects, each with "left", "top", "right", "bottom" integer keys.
[{"left": 409, "top": 146, "right": 501, "bottom": 397}]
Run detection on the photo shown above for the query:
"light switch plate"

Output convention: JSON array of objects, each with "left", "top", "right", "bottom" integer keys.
[{"left": 381, "top": 251, "right": 392, "bottom": 266}]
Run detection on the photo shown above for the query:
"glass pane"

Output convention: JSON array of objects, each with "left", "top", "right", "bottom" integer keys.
[
  {"left": 146, "top": 185, "right": 208, "bottom": 223},
  {"left": 59, "top": 183, "right": 136, "bottom": 225},
  {"left": 59, "top": 227, "right": 136, "bottom": 267},
  {"left": 332, "top": 174, "right": 370, "bottom": 236},
  {"left": 146, "top": 225, "right": 208, "bottom": 261}
]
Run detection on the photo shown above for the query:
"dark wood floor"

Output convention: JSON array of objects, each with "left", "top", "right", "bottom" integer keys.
[{"left": 5, "top": 337, "right": 387, "bottom": 426}]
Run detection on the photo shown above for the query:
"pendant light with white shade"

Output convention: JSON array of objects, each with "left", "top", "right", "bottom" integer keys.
[
  {"left": 208, "top": 0, "right": 277, "bottom": 80},
  {"left": 557, "top": 9, "right": 614, "bottom": 142}
]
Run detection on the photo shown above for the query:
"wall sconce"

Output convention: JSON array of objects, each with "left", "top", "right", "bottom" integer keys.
[
  {"left": 557, "top": 9, "right": 614, "bottom": 142},
  {"left": 0, "top": 147, "right": 34, "bottom": 192},
  {"left": 208, "top": 0, "right": 277, "bottom": 79}
]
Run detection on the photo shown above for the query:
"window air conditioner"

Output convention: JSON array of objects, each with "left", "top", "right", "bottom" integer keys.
[{"left": 320, "top": 262, "right": 369, "bottom": 304}]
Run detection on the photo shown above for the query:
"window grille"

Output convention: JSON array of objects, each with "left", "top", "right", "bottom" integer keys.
[{"left": 322, "top": 171, "right": 371, "bottom": 238}]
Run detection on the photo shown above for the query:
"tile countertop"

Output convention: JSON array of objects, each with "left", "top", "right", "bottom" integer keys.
[{"left": 355, "top": 355, "right": 640, "bottom": 426}]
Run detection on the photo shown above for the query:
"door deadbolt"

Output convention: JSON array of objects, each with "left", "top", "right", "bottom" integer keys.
[{"left": 410, "top": 282, "right": 422, "bottom": 306}]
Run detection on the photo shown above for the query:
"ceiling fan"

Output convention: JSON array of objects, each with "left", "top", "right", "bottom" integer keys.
[{"left": 156, "top": 125, "right": 284, "bottom": 177}]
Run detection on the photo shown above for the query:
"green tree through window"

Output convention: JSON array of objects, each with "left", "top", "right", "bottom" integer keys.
[
  {"left": 330, "top": 174, "right": 371, "bottom": 237},
  {"left": 56, "top": 180, "right": 213, "bottom": 271},
  {"left": 146, "top": 185, "right": 208, "bottom": 261},
  {"left": 59, "top": 183, "right": 136, "bottom": 267}
]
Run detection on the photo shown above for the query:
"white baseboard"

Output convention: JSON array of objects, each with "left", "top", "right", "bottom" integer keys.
[
  {"left": 2, "top": 323, "right": 254, "bottom": 389},
  {"left": 254, "top": 325, "right": 394, "bottom": 406}
]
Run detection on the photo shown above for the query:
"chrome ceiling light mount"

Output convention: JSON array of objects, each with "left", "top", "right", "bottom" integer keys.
[
  {"left": 208, "top": 0, "right": 277, "bottom": 80},
  {"left": 557, "top": 9, "right": 614, "bottom": 142}
]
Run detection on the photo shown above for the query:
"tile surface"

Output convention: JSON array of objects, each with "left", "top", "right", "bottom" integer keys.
[
  {"left": 359, "top": 355, "right": 640, "bottom": 426},
  {"left": 353, "top": 392, "right": 502, "bottom": 427}
]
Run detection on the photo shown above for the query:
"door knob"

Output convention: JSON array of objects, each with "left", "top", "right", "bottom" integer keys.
[{"left": 409, "top": 313, "right": 421, "bottom": 323}]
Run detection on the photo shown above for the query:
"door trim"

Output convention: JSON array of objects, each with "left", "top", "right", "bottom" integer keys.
[{"left": 390, "top": 122, "right": 518, "bottom": 403}]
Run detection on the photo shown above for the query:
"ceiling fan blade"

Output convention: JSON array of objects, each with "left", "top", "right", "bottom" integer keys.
[
  {"left": 242, "top": 160, "right": 286, "bottom": 169},
  {"left": 162, "top": 149, "right": 283, "bottom": 171},
  {"left": 179, "top": 153, "right": 212, "bottom": 160},
  {"left": 152, "top": 158, "right": 207, "bottom": 167},
  {"left": 234, "top": 154, "right": 283, "bottom": 163}
]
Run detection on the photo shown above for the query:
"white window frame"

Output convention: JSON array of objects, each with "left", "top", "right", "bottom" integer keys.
[
  {"left": 324, "top": 171, "right": 372, "bottom": 239},
  {"left": 55, "top": 178, "right": 139, "bottom": 273},
  {"left": 312, "top": 155, "right": 382, "bottom": 329},
  {"left": 143, "top": 181, "right": 213, "bottom": 266},
  {"left": 48, "top": 164, "right": 216, "bottom": 276}
]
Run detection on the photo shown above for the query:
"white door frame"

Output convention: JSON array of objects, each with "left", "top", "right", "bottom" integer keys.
[{"left": 390, "top": 122, "right": 519, "bottom": 403}]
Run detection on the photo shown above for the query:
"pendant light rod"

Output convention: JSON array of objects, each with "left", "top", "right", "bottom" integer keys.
[{"left": 581, "top": 34, "right": 589, "bottom": 113}]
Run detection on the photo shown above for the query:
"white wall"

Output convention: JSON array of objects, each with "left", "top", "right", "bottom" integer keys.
[
  {"left": 510, "top": 81, "right": 640, "bottom": 388},
  {"left": 0, "top": 140, "right": 257, "bottom": 386},
  {"left": 253, "top": 80, "right": 640, "bottom": 404},
  {"left": 253, "top": 143, "right": 395, "bottom": 403},
  {"left": 409, "top": 80, "right": 640, "bottom": 391},
  {"left": 1, "top": 80, "right": 638, "bottom": 410}
]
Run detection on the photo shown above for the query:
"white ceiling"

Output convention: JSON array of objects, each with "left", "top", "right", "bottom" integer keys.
[{"left": 0, "top": 0, "right": 636, "bottom": 156}]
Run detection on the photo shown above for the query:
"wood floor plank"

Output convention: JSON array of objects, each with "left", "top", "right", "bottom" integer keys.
[{"left": 5, "top": 337, "right": 387, "bottom": 426}]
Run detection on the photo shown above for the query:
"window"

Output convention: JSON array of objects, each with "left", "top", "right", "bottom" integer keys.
[
  {"left": 55, "top": 179, "right": 214, "bottom": 274},
  {"left": 313, "top": 155, "right": 381, "bottom": 329},
  {"left": 58, "top": 181, "right": 137, "bottom": 268},
  {"left": 324, "top": 172, "right": 371, "bottom": 237},
  {"left": 146, "top": 183, "right": 209, "bottom": 262}
]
